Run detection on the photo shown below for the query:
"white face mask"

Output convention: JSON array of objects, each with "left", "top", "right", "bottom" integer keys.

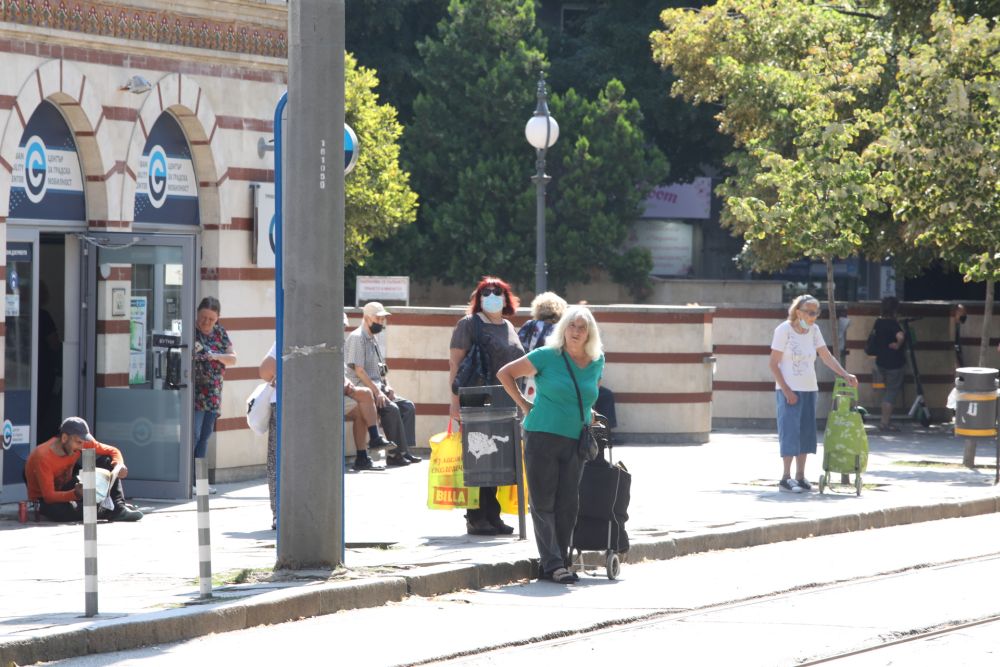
[{"left": 482, "top": 293, "right": 504, "bottom": 314}]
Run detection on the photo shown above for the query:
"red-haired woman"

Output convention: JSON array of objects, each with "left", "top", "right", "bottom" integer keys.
[{"left": 448, "top": 277, "right": 525, "bottom": 536}]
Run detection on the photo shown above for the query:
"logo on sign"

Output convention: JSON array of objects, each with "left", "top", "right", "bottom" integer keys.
[
  {"left": 147, "top": 145, "right": 169, "bottom": 209},
  {"left": 24, "top": 136, "right": 48, "bottom": 203},
  {"left": 2, "top": 420, "right": 13, "bottom": 450}
]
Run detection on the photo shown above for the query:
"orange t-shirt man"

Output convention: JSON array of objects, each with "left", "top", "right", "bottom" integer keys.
[
  {"left": 25, "top": 435, "right": 123, "bottom": 504},
  {"left": 23, "top": 417, "right": 140, "bottom": 522}
]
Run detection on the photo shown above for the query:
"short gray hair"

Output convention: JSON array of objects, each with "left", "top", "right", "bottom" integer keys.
[
  {"left": 547, "top": 305, "right": 603, "bottom": 361},
  {"left": 530, "top": 291, "right": 568, "bottom": 321}
]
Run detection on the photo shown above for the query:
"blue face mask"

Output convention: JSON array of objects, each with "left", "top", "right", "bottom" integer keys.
[
  {"left": 798, "top": 319, "right": 811, "bottom": 330},
  {"left": 482, "top": 294, "right": 505, "bottom": 314}
]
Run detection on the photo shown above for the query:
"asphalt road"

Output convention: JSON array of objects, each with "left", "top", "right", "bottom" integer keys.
[{"left": 47, "top": 513, "right": 1000, "bottom": 666}]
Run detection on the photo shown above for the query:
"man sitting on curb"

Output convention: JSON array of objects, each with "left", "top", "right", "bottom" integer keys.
[{"left": 24, "top": 417, "right": 143, "bottom": 522}]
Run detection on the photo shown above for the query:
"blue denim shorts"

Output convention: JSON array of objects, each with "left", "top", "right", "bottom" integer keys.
[{"left": 776, "top": 390, "right": 818, "bottom": 457}]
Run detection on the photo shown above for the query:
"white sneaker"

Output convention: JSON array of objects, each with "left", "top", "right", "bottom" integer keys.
[{"left": 778, "top": 478, "right": 803, "bottom": 493}]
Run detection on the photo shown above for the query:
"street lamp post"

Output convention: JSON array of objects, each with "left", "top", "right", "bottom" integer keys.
[{"left": 525, "top": 72, "right": 559, "bottom": 296}]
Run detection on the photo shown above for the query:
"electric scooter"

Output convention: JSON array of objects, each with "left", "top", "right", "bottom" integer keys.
[{"left": 900, "top": 317, "right": 932, "bottom": 427}]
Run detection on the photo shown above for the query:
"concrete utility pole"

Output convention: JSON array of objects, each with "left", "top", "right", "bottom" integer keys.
[{"left": 277, "top": 0, "right": 346, "bottom": 568}]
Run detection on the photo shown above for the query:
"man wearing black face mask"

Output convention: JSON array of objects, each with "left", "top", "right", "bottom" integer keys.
[{"left": 345, "top": 302, "right": 421, "bottom": 466}]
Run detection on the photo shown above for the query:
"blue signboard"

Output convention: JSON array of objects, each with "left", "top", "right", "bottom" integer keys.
[
  {"left": 8, "top": 101, "right": 86, "bottom": 222},
  {"left": 134, "top": 114, "right": 200, "bottom": 225}
]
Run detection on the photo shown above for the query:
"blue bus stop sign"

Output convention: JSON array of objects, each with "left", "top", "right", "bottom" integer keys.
[{"left": 344, "top": 124, "right": 358, "bottom": 175}]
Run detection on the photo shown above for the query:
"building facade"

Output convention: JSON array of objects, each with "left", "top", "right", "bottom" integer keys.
[{"left": 0, "top": 0, "right": 287, "bottom": 501}]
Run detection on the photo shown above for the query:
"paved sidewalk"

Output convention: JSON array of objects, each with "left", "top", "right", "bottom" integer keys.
[{"left": 2, "top": 425, "right": 999, "bottom": 664}]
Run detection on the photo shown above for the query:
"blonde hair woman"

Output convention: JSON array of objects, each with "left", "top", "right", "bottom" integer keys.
[
  {"left": 497, "top": 305, "right": 604, "bottom": 584},
  {"left": 769, "top": 295, "right": 857, "bottom": 493}
]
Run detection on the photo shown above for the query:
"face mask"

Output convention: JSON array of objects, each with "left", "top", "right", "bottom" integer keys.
[
  {"left": 959, "top": 315, "right": 968, "bottom": 324},
  {"left": 482, "top": 294, "right": 505, "bottom": 313},
  {"left": 798, "top": 319, "right": 811, "bottom": 330},
  {"left": 369, "top": 322, "right": 385, "bottom": 335}
]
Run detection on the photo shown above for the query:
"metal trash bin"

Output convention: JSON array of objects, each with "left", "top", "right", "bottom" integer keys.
[
  {"left": 954, "top": 367, "right": 999, "bottom": 438},
  {"left": 458, "top": 385, "right": 518, "bottom": 487}
]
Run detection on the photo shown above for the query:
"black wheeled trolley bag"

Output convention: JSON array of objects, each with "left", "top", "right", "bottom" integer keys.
[{"left": 569, "top": 417, "right": 630, "bottom": 580}]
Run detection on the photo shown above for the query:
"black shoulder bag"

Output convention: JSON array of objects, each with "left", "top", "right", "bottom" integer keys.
[
  {"left": 864, "top": 323, "right": 878, "bottom": 356},
  {"left": 451, "top": 315, "right": 491, "bottom": 395},
  {"left": 562, "top": 352, "right": 599, "bottom": 462}
]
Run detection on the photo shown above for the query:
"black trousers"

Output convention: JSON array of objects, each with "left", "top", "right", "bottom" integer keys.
[
  {"left": 466, "top": 486, "right": 501, "bottom": 523},
  {"left": 33, "top": 455, "right": 125, "bottom": 522}
]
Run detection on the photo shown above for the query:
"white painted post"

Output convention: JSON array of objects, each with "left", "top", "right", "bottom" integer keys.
[
  {"left": 196, "top": 457, "right": 212, "bottom": 598},
  {"left": 81, "top": 448, "right": 98, "bottom": 617}
]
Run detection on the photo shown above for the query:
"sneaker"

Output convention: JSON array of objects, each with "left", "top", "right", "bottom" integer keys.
[
  {"left": 109, "top": 504, "right": 143, "bottom": 522},
  {"left": 352, "top": 457, "right": 384, "bottom": 472},
  {"left": 796, "top": 478, "right": 813, "bottom": 492},
  {"left": 778, "top": 478, "right": 803, "bottom": 493}
]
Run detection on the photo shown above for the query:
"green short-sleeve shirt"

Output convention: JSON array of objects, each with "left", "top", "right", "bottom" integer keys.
[{"left": 522, "top": 347, "right": 605, "bottom": 440}]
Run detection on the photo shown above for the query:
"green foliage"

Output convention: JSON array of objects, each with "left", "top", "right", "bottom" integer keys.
[
  {"left": 345, "top": 0, "right": 450, "bottom": 125},
  {"left": 652, "top": 0, "right": 888, "bottom": 276},
  {"left": 547, "top": 81, "right": 667, "bottom": 295},
  {"left": 345, "top": 53, "right": 419, "bottom": 268},
  {"left": 372, "top": 0, "right": 666, "bottom": 296},
  {"left": 545, "top": 0, "right": 728, "bottom": 182},
  {"left": 877, "top": 5, "right": 1000, "bottom": 284}
]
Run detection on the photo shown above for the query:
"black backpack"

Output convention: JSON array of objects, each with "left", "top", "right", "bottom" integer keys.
[{"left": 864, "top": 324, "right": 877, "bottom": 356}]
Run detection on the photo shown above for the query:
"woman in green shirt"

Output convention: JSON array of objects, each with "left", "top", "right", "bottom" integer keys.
[{"left": 497, "top": 305, "right": 605, "bottom": 584}]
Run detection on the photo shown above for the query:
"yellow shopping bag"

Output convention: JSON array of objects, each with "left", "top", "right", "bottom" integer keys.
[
  {"left": 497, "top": 452, "right": 529, "bottom": 516},
  {"left": 427, "top": 422, "right": 480, "bottom": 510}
]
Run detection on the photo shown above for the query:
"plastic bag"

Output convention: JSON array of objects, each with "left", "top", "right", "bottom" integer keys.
[
  {"left": 427, "top": 422, "right": 480, "bottom": 510},
  {"left": 246, "top": 382, "right": 274, "bottom": 435}
]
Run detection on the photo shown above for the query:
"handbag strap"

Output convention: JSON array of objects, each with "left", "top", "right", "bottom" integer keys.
[{"left": 561, "top": 352, "right": 587, "bottom": 427}]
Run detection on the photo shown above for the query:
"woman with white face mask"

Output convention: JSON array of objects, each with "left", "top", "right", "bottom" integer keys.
[
  {"left": 448, "top": 276, "right": 524, "bottom": 536},
  {"left": 768, "top": 294, "right": 857, "bottom": 493}
]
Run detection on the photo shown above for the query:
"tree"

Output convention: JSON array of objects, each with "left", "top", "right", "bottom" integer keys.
[
  {"left": 877, "top": 5, "right": 1000, "bottom": 366},
  {"left": 544, "top": 0, "right": 729, "bottom": 182},
  {"left": 372, "top": 0, "right": 667, "bottom": 296},
  {"left": 651, "top": 0, "right": 890, "bottom": 352},
  {"left": 345, "top": 52, "right": 418, "bottom": 267},
  {"left": 345, "top": 0, "right": 449, "bottom": 126},
  {"left": 546, "top": 81, "right": 668, "bottom": 295}
]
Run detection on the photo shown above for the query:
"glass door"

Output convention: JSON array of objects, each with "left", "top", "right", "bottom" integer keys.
[
  {"left": 0, "top": 229, "right": 39, "bottom": 502},
  {"left": 84, "top": 234, "right": 195, "bottom": 499}
]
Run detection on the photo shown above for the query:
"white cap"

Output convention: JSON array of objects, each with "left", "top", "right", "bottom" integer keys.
[{"left": 363, "top": 302, "right": 390, "bottom": 318}]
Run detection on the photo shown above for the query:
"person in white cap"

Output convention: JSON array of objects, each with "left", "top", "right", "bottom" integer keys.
[
  {"left": 345, "top": 302, "right": 421, "bottom": 467},
  {"left": 24, "top": 417, "right": 143, "bottom": 522}
]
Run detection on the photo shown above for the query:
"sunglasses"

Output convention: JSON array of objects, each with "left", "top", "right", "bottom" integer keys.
[
  {"left": 800, "top": 309, "right": 820, "bottom": 317},
  {"left": 480, "top": 287, "right": 504, "bottom": 297}
]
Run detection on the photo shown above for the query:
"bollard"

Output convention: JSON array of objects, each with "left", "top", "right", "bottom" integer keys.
[
  {"left": 195, "top": 458, "right": 213, "bottom": 599},
  {"left": 81, "top": 448, "right": 98, "bottom": 617}
]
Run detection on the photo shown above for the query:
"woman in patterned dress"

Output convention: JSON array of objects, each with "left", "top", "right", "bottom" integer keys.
[{"left": 193, "top": 296, "right": 237, "bottom": 491}]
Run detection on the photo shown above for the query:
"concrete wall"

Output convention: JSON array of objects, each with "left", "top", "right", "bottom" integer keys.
[
  {"left": 340, "top": 305, "right": 716, "bottom": 453},
  {"left": 712, "top": 301, "right": 999, "bottom": 427},
  {"left": 407, "top": 276, "right": 783, "bottom": 309}
]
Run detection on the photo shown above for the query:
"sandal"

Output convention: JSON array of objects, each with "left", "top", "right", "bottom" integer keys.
[{"left": 548, "top": 567, "right": 575, "bottom": 584}]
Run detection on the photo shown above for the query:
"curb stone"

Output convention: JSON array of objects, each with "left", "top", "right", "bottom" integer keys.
[{"left": 4, "top": 496, "right": 1000, "bottom": 665}]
